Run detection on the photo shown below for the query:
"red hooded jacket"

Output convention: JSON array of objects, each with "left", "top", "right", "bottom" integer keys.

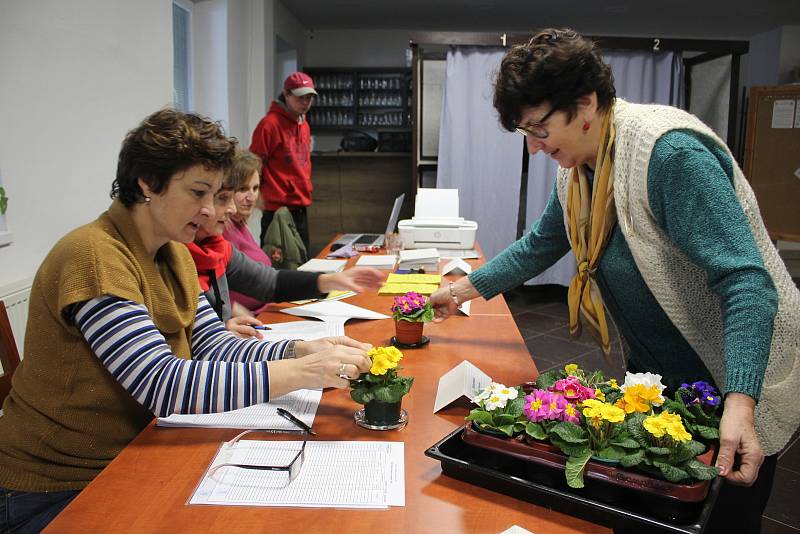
[{"left": 249, "top": 101, "right": 312, "bottom": 210}]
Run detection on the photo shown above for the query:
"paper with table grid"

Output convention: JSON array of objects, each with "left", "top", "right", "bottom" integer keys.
[{"left": 189, "top": 440, "right": 405, "bottom": 508}]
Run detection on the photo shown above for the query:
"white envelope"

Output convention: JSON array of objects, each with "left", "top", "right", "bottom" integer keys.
[{"left": 280, "top": 300, "right": 389, "bottom": 322}]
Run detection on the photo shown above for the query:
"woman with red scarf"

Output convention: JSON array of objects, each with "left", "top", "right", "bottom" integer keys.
[{"left": 186, "top": 166, "right": 386, "bottom": 338}]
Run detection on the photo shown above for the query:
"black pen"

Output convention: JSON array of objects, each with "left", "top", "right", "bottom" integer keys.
[
  {"left": 251, "top": 325, "right": 272, "bottom": 331},
  {"left": 277, "top": 408, "right": 317, "bottom": 436}
]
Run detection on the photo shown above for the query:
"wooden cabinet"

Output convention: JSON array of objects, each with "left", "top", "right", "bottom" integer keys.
[
  {"left": 307, "top": 152, "right": 414, "bottom": 255},
  {"left": 304, "top": 68, "right": 412, "bottom": 134}
]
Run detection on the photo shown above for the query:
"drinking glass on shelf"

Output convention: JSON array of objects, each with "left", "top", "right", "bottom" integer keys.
[{"left": 385, "top": 233, "right": 403, "bottom": 255}]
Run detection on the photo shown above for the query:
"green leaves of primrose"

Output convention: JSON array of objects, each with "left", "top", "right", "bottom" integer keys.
[{"left": 565, "top": 450, "right": 593, "bottom": 488}]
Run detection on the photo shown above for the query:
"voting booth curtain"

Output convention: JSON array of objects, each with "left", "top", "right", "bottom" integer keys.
[{"left": 436, "top": 46, "right": 523, "bottom": 262}]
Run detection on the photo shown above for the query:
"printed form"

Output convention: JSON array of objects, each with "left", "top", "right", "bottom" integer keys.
[
  {"left": 190, "top": 441, "right": 405, "bottom": 508},
  {"left": 157, "top": 389, "right": 322, "bottom": 430}
]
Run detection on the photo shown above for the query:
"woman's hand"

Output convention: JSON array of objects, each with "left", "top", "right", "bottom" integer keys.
[
  {"left": 294, "top": 336, "right": 372, "bottom": 357},
  {"left": 715, "top": 392, "right": 764, "bottom": 486},
  {"left": 267, "top": 344, "right": 372, "bottom": 397},
  {"left": 318, "top": 267, "right": 387, "bottom": 293},
  {"left": 430, "top": 278, "right": 480, "bottom": 322},
  {"left": 225, "top": 315, "right": 263, "bottom": 339}
]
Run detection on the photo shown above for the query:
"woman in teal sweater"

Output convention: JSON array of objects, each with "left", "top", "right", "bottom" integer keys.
[{"left": 430, "top": 29, "right": 800, "bottom": 533}]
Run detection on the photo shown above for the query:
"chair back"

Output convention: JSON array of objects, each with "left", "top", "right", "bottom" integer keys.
[{"left": 0, "top": 300, "right": 21, "bottom": 405}]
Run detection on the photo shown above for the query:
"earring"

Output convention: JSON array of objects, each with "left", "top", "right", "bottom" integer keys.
[
  {"left": 144, "top": 196, "right": 151, "bottom": 203},
  {"left": 582, "top": 122, "right": 591, "bottom": 132}
]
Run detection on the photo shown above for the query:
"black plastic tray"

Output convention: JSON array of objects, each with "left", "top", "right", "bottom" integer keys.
[{"left": 425, "top": 426, "right": 723, "bottom": 534}]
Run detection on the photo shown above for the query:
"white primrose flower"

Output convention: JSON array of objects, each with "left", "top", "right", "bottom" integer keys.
[
  {"left": 492, "top": 384, "right": 518, "bottom": 400},
  {"left": 473, "top": 382, "right": 499, "bottom": 404},
  {"left": 620, "top": 372, "right": 666, "bottom": 400},
  {"left": 484, "top": 394, "right": 508, "bottom": 411}
]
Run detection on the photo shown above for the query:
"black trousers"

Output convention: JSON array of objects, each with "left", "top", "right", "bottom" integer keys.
[{"left": 259, "top": 206, "right": 310, "bottom": 254}]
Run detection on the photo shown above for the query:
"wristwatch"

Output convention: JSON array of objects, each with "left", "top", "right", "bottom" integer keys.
[{"left": 285, "top": 340, "right": 298, "bottom": 359}]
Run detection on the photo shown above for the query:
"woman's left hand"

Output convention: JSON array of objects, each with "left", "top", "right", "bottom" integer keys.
[
  {"left": 715, "top": 392, "right": 764, "bottom": 486},
  {"left": 318, "top": 267, "right": 387, "bottom": 293},
  {"left": 294, "top": 336, "right": 373, "bottom": 358}
]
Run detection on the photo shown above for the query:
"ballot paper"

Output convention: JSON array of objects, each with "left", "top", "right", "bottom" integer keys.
[
  {"left": 297, "top": 258, "right": 347, "bottom": 273},
  {"left": 280, "top": 300, "right": 389, "bottom": 322},
  {"left": 190, "top": 440, "right": 405, "bottom": 509},
  {"left": 157, "top": 389, "right": 322, "bottom": 429},
  {"left": 433, "top": 360, "right": 492, "bottom": 413},
  {"left": 355, "top": 254, "right": 397, "bottom": 269},
  {"left": 441, "top": 258, "right": 472, "bottom": 275},
  {"left": 256, "top": 320, "right": 345, "bottom": 342}
]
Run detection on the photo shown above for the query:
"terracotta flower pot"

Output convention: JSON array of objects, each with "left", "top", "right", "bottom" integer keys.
[
  {"left": 364, "top": 399, "right": 403, "bottom": 425},
  {"left": 394, "top": 319, "right": 424, "bottom": 344}
]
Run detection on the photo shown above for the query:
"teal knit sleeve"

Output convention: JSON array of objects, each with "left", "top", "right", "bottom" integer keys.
[
  {"left": 647, "top": 131, "right": 777, "bottom": 400},
  {"left": 469, "top": 183, "right": 572, "bottom": 299}
]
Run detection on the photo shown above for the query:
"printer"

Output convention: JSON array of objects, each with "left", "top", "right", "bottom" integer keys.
[{"left": 398, "top": 188, "right": 478, "bottom": 249}]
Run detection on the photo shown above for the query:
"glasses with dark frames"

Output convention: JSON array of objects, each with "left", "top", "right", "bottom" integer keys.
[
  {"left": 207, "top": 429, "right": 307, "bottom": 484},
  {"left": 515, "top": 106, "right": 557, "bottom": 139}
]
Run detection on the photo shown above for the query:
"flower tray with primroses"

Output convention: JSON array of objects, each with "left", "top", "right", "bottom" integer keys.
[{"left": 462, "top": 364, "right": 721, "bottom": 499}]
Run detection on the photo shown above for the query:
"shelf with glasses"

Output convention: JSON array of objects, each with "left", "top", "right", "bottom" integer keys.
[{"left": 304, "top": 67, "right": 412, "bottom": 131}]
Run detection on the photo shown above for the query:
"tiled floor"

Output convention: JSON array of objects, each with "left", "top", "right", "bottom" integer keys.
[{"left": 504, "top": 284, "right": 800, "bottom": 534}]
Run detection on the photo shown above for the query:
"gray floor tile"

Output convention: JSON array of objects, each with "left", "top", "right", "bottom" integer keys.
[
  {"left": 762, "top": 517, "right": 800, "bottom": 534},
  {"left": 532, "top": 301, "right": 570, "bottom": 319},
  {"left": 778, "top": 434, "right": 800, "bottom": 475},
  {"left": 764, "top": 467, "right": 800, "bottom": 528},
  {"left": 547, "top": 324, "right": 610, "bottom": 347},
  {"left": 513, "top": 311, "right": 567, "bottom": 336},
  {"left": 524, "top": 334, "right": 596, "bottom": 365}
]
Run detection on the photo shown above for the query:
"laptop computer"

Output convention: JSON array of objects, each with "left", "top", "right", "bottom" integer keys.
[{"left": 331, "top": 194, "right": 405, "bottom": 251}]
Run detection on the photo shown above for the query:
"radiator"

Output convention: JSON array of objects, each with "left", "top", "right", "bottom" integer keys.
[{"left": 0, "top": 278, "right": 32, "bottom": 363}]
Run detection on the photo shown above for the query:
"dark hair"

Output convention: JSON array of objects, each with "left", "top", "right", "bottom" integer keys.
[
  {"left": 224, "top": 149, "right": 262, "bottom": 190},
  {"left": 111, "top": 109, "right": 238, "bottom": 206},
  {"left": 493, "top": 28, "right": 616, "bottom": 131}
]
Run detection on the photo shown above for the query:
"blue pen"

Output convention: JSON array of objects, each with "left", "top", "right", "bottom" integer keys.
[{"left": 251, "top": 325, "right": 272, "bottom": 331}]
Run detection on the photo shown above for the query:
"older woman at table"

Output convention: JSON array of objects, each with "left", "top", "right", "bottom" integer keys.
[
  {"left": 0, "top": 109, "right": 371, "bottom": 533},
  {"left": 189, "top": 150, "right": 386, "bottom": 338},
  {"left": 429, "top": 29, "right": 800, "bottom": 533}
]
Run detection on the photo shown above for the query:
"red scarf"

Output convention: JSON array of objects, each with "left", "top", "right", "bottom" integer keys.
[{"left": 185, "top": 236, "right": 233, "bottom": 291}]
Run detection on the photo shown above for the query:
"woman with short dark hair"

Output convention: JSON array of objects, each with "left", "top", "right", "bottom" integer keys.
[
  {"left": 0, "top": 109, "right": 372, "bottom": 532},
  {"left": 430, "top": 28, "right": 800, "bottom": 532}
]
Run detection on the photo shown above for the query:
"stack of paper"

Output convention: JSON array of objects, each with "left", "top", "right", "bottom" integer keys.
[
  {"left": 355, "top": 254, "right": 396, "bottom": 269},
  {"left": 157, "top": 389, "right": 322, "bottom": 429},
  {"left": 297, "top": 258, "right": 346, "bottom": 273},
  {"left": 190, "top": 441, "right": 405, "bottom": 508},
  {"left": 398, "top": 248, "right": 439, "bottom": 270},
  {"left": 378, "top": 273, "right": 441, "bottom": 295}
]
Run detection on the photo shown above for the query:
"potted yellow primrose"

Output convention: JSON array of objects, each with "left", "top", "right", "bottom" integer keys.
[{"left": 350, "top": 346, "right": 414, "bottom": 430}]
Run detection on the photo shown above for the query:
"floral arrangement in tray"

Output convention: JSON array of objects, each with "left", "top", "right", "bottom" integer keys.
[{"left": 466, "top": 364, "right": 721, "bottom": 488}]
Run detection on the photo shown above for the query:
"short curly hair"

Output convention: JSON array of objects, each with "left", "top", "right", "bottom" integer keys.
[
  {"left": 111, "top": 109, "right": 238, "bottom": 206},
  {"left": 493, "top": 28, "right": 616, "bottom": 132},
  {"left": 224, "top": 149, "right": 262, "bottom": 191}
]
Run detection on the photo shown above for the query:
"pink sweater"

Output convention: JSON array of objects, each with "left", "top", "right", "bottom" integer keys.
[{"left": 223, "top": 219, "right": 273, "bottom": 313}]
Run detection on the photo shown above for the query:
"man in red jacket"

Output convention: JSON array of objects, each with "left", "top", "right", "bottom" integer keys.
[{"left": 250, "top": 72, "right": 317, "bottom": 252}]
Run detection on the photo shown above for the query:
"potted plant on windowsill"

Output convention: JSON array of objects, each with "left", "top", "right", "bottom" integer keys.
[
  {"left": 391, "top": 291, "right": 434, "bottom": 347},
  {"left": 350, "top": 346, "right": 414, "bottom": 429}
]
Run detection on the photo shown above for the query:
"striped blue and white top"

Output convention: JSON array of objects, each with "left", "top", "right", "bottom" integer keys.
[{"left": 74, "top": 294, "right": 290, "bottom": 417}]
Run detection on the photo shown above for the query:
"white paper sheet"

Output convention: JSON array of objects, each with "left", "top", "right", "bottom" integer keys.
[
  {"left": 280, "top": 301, "right": 389, "bottom": 322},
  {"left": 297, "top": 259, "right": 347, "bottom": 273},
  {"left": 441, "top": 258, "right": 472, "bottom": 275},
  {"left": 433, "top": 360, "right": 492, "bottom": 413},
  {"left": 256, "top": 320, "right": 345, "bottom": 342},
  {"left": 398, "top": 248, "right": 439, "bottom": 263},
  {"left": 415, "top": 188, "right": 460, "bottom": 219},
  {"left": 157, "top": 389, "right": 322, "bottom": 429},
  {"left": 356, "top": 254, "right": 397, "bottom": 268},
  {"left": 438, "top": 249, "right": 480, "bottom": 259},
  {"left": 190, "top": 441, "right": 405, "bottom": 508}
]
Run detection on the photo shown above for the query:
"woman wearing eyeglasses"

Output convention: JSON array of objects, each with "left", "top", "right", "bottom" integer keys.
[
  {"left": 0, "top": 109, "right": 371, "bottom": 533},
  {"left": 429, "top": 28, "right": 799, "bottom": 533}
]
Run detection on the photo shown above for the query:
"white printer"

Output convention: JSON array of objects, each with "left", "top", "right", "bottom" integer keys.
[{"left": 398, "top": 188, "right": 478, "bottom": 249}]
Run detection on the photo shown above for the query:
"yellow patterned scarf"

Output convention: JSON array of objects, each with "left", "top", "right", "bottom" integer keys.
[{"left": 566, "top": 109, "right": 616, "bottom": 359}]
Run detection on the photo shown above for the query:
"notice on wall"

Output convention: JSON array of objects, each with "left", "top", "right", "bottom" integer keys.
[
  {"left": 772, "top": 99, "right": 796, "bottom": 128},
  {"left": 795, "top": 100, "right": 800, "bottom": 128}
]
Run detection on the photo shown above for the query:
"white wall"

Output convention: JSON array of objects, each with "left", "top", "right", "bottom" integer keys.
[
  {"left": 274, "top": 2, "right": 307, "bottom": 97},
  {"left": 778, "top": 26, "right": 800, "bottom": 84},
  {"left": 0, "top": 0, "right": 174, "bottom": 288}
]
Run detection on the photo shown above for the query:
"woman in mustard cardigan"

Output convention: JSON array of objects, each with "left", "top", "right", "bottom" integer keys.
[{"left": 0, "top": 109, "right": 371, "bottom": 532}]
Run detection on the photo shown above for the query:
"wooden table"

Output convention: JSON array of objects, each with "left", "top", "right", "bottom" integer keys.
[{"left": 45, "top": 247, "right": 610, "bottom": 534}]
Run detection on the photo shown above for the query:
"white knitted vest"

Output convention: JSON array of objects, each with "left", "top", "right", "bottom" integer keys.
[{"left": 555, "top": 99, "right": 800, "bottom": 455}]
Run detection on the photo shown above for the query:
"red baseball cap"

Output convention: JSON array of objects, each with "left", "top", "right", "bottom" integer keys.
[{"left": 284, "top": 72, "right": 317, "bottom": 97}]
